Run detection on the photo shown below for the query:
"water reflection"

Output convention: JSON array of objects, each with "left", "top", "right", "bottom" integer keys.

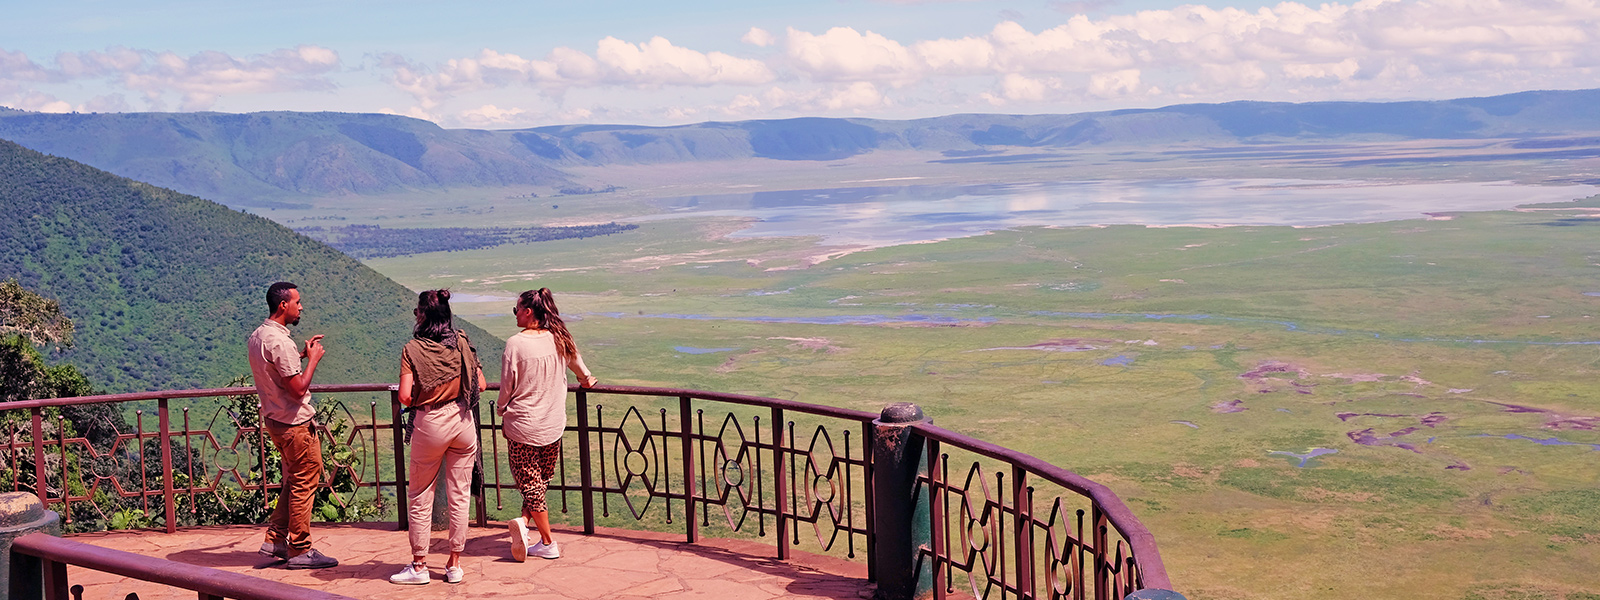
[{"left": 637, "top": 179, "right": 1599, "bottom": 246}]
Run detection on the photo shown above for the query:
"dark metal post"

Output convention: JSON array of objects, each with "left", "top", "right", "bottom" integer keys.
[
  {"left": 1, "top": 491, "right": 61, "bottom": 598},
  {"left": 678, "top": 396, "right": 698, "bottom": 543},
  {"left": 472, "top": 398, "right": 488, "bottom": 527},
  {"left": 926, "top": 442, "right": 945, "bottom": 600},
  {"left": 389, "top": 388, "right": 408, "bottom": 531},
  {"left": 870, "top": 403, "right": 932, "bottom": 600},
  {"left": 1093, "top": 506, "right": 1109, "bottom": 600},
  {"left": 860, "top": 420, "right": 878, "bottom": 582},
  {"left": 257, "top": 412, "right": 269, "bottom": 514},
  {"left": 159, "top": 398, "right": 176, "bottom": 533},
  {"left": 771, "top": 406, "right": 788, "bottom": 560},
  {"left": 575, "top": 390, "right": 595, "bottom": 534},
  {"left": 40, "top": 558, "right": 65, "bottom": 600},
  {"left": 1013, "top": 464, "right": 1033, "bottom": 600}
]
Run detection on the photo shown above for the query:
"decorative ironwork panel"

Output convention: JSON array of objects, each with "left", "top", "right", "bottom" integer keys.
[
  {"left": 0, "top": 394, "right": 395, "bottom": 531},
  {"left": 923, "top": 446, "right": 1148, "bottom": 600}
]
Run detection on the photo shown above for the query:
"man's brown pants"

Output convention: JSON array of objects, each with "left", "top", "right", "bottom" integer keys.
[{"left": 264, "top": 420, "right": 323, "bottom": 551}]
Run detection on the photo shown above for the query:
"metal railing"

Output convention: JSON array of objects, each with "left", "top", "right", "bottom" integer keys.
[
  {"left": 0, "top": 384, "right": 1172, "bottom": 600},
  {"left": 9, "top": 532, "right": 358, "bottom": 600}
]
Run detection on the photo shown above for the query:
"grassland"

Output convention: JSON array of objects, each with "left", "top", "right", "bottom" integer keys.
[{"left": 352, "top": 191, "right": 1600, "bottom": 600}]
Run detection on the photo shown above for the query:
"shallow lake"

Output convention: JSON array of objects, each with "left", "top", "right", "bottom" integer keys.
[{"left": 638, "top": 179, "right": 1600, "bottom": 246}]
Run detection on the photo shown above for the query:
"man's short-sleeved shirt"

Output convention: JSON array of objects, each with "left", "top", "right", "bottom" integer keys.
[{"left": 247, "top": 319, "right": 314, "bottom": 426}]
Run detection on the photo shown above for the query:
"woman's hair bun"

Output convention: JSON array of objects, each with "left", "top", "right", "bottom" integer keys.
[{"left": 438, "top": 289, "right": 451, "bottom": 301}]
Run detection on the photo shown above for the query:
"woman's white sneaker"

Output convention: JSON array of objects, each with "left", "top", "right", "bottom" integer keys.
[
  {"left": 389, "top": 562, "right": 430, "bottom": 585},
  {"left": 509, "top": 517, "right": 530, "bottom": 562},
  {"left": 444, "top": 565, "right": 464, "bottom": 584},
  {"left": 529, "top": 540, "right": 560, "bottom": 560}
]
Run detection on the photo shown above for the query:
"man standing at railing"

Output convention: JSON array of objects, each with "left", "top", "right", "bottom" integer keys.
[{"left": 245, "top": 282, "right": 339, "bottom": 570}]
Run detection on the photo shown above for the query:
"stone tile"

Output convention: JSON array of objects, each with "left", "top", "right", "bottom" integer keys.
[
  {"left": 63, "top": 522, "right": 869, "bottom": 599},
  {"left": 536, "top": 564, "right": 663, "bottom": 597},
  {"left": 616, "top": 576, "right": 686, "bottom": 596},
  {"left": 592, "top": 549, "right": 661, "bottom": 572},
  {"left": 661, "top": 577, "right": 779, "bottom": 600}
]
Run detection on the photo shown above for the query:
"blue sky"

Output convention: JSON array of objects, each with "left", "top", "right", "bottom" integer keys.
[{"left": 2, "top": 0, "right": 1596, "bottom": 127}]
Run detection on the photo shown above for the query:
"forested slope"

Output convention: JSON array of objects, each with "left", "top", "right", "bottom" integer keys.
[{"left": 0, "top": 138, "right": 503, "bottom": 393}]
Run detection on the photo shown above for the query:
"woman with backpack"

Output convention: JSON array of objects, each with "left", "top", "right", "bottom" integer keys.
[
  {"left": 389, "top": 289, "right": 486, "bottom": 585},
  {"left": 499, "top": 287, "right": 597, "bottom": 561}
]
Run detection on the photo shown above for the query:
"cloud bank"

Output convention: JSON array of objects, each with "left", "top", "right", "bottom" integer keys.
[
  {"left": 3, "top": 0, "right": 1597, "bottom": 125},
  {"left": 2, "top": 45, "right": 339, "bottom": 112}
]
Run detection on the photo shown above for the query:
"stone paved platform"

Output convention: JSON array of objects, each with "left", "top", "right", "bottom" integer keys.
[{"left": 64, "top": 522, "right": 872, "bottom": 599}]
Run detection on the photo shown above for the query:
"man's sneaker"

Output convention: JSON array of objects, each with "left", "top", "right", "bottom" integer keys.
[
  {"left": 389, "top": 562, "right": 430, "bottom": 585},
  {"left": 444, "top": 565, "right": 464, "bottom": 584},
  {"left": 285, "top": 548, "right": 339, "bottom": 570},
  {"left": 529, "top": 540, "right": 560, "bottom": 560},
  {"left": 508, "top": 517, "right": 530, "bottom": 562},
  {"left": 258, "top": 541, "right": 288, "bottom": 560}
]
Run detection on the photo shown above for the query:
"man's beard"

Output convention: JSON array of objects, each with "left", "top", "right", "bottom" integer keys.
[{"left": 287, "top": 316, "right": 301, "bottom": 326}]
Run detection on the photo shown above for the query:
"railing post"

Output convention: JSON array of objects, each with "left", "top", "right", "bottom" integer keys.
[
  {"left": 771, "top": 406, "right": 788, "bottom": 560},
  {"left": 159, "top": 398, "right": 176, "bottom": 533},
  {"left": 860, "top": 420, "right": 878, "bottom": 582},
  {"left": 389, "top": 387, "right": 408, "bottom": 532},
  {"left": 1, "top": 491, "right": 61, "bottom": 598},
  {"left": 870, "top": 403, "right": 932, "bottom": 600},
  {"left": 1013, "top": 464, "right": 1033, "bottom": 600},
  {"left": 29, "top": 409, "right": 45, "bottom": 504},
  {"left": 575, "top": 390, "right": 595, "bottom": 535},
  {"left": 926, "top": 442, "right": 945, "bottom": 600},
  {"left": 678, "top": 396, "right": 698, "bottom": 543},
  {"left": 472, "top": 398, "right": 488, "bottom": 528},
  {"left": 1093, "top": 505, "right": 1109, "bottom": 600}
]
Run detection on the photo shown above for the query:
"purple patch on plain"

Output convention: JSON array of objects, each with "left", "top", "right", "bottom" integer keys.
[
  {"left": 1336, "top": 412, "right": 1408, "bottom": 422},
  {"left": 1212, "top": 399, "right": 1247, "bottom": 413}
]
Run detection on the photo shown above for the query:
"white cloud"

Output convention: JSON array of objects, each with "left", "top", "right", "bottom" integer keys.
[
  {"left": 595, "top": 36, "right": 773, "bottom": 86},
  {"left": 720, "top": 82, "right": 890, "bottom": 115},
  {"left": 457, "top": 104, "right": 527, "bottom": 127},
  {"left": 777, "top": 0, "right": 1600, "bottom": 107},
  {"left": 742, "top": 27, "right": 777, "bottom": 47},
  {"left": 0, "top": 45, "right": 341, "bottom": 111},
  {"left": 1087, "top": 69, "right": 1142, "bottom": 97},
  {"left": 824, "top": 81, "right": 889, "bottom": 109},
  {"left": 913, "top": 36, "right": 995, "bottom": 73},
  {"left": 7, "top": 91, "right": 73, "bottom": 113},
  {"left": 785, "top": 27, "right": 921, "bottom": 83},
  {"left": 1001, "top": 73, "right": 1050, "bottom": 101},
  {"left": 9, "top": 0, "right": 1600, "bottom": 122},
  {"left": 0, "top": 50, "right": 60, "bottom": 83},
  {"left": 1282, "top": 59, "right": 1361, "bottom": 81},
  {"left": 382, "top": 36, "right": 773, "bottom": 116}
]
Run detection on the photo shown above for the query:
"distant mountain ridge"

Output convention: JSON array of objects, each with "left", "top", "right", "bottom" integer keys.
[
  {"left": 0, "top": 138, "right": 503, "bottom": 393},
  {"left": 0, "top": 111, "right": 574, "bottom": 208},
  {"left": 3, "top": 88, "right": 1598, "bottom": 207}
]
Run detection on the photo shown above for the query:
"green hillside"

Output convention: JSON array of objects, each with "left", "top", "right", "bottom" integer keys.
[
  {"left": 0, "top": 111, "right": 575, "bottom": 208},
  {"left": 0, "top": 138, "right": 502, "bottom": 394}
]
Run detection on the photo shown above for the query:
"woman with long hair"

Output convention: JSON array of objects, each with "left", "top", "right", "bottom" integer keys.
[
  {"left": 500, "top": 288, "right": 596, "bottom": 561},
  {"left": 389, "top": 289, "right": 486, "bottom": 585}
]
